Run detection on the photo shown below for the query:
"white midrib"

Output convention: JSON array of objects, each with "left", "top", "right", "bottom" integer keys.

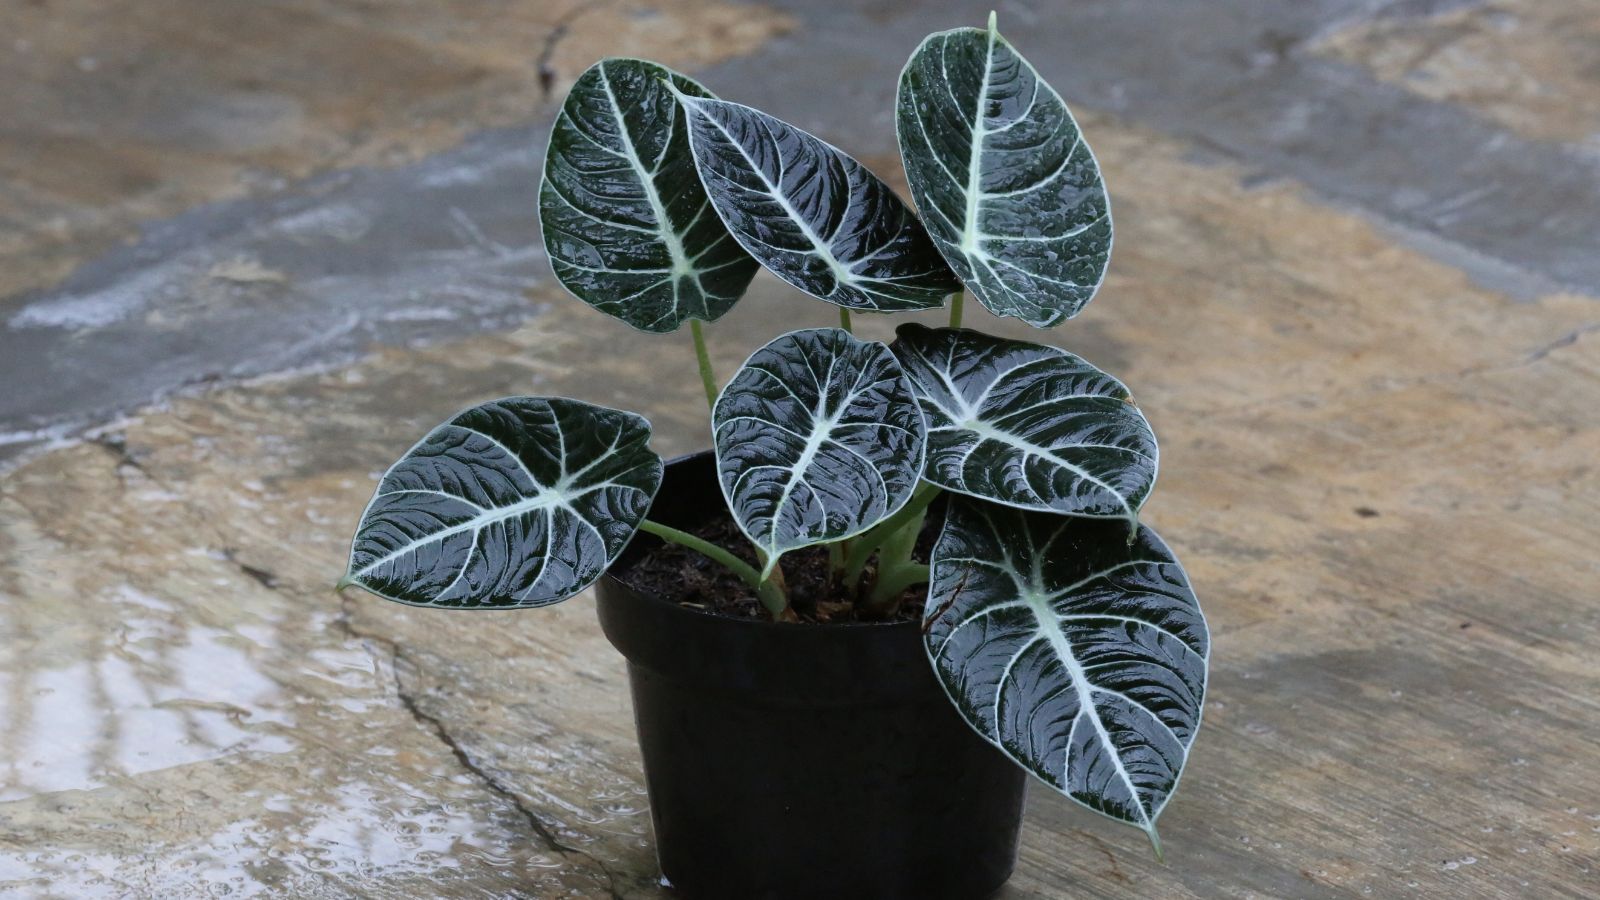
[
  {"left": 599, "top": 66, "right": 693, "bottom": 285},
  {"left": 354, "top": 493, "right": 564, "bottom": 577},
  {"left": 1023, "top": 589, "right": 1153, "bottom": 832},
  {"left": 688, "top": 98, "right": 859, "bottom": 291},
  {"left": 959, "top": 29, "right": 996, "bottom": 256},
  {"left": 762, "top": 410, "right": 837, "bottom": 575}
]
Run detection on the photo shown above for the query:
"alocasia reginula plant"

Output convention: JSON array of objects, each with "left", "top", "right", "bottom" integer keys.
[{"left": 341, "top": 14, "right": 1208, "bottom": 854}]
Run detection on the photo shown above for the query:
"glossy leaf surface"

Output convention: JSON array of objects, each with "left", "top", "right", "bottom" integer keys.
[
  {"left": 540, "top": 59, "right": 758, "bottom": 333},
  {"left": 345, "top": 397, "right": 662, "bottom": 608},
  {"left": 897, "top": 17, "right": 1111, "bottom": 327},
  {"left": 891, "top": 324, "right": 1155, "bottom": 525},
  {"left": 674, "top": 91, "right": 961, "bottom": 312},
  {"left": 714, "top": 328, "right": 926, "bottom": 574},
  {"left": 926, "top": 498, "right": 1207, "bottom": 842}
]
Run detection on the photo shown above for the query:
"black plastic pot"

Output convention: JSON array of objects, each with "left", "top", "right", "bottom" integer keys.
[{"left": 596, "top": 452, "right": 1026, "bottom": 900}]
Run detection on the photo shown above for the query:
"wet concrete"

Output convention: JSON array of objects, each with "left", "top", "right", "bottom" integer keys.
[
  {"left": 0, "top": 0, "right": 791, "bottom": 301},
  {"left": 3, "top": 0, "right": 1599, "bottom": 897},
  {"left": 10, "top": 0, "right": 1599, "bottom": 464},
  {"left": 0, "top": 0, "right": 793, "bottom": 463},
  {"left": 1, "top": 125, "right": 549, "bottom": 456}
]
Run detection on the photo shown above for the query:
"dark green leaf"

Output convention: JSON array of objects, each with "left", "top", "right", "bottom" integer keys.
[
  {"left": 926, "top": 497, "right": 1208, "bottom": 842},
  {"left": 891, "top": 324, "right": 1155, "bottom": 525},
  {"left": 673, "top": 90, "right": 961, "bottom": 312},
  {"left": 344, "top": 397, "right": 662, "bottom": 608},
  {"left": 539, "top": 59, "right": 758, "bottom": 333},
  {"left": 714, "top": 328, "right": 926, "bottom": 574},
  {"left": 897, "top": 16, "right": 1111, "bottom": 327}
]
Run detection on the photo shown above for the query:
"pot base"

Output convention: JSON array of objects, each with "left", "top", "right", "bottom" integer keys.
[{"left": 626, "top": 662, "right": 1025, "bottom": 900}]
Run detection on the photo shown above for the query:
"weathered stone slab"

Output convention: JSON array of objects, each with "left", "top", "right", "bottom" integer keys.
[
  {"left": 3, "top": 111, "right": 1596, "bottom": 895},
  {"left": 0, "top": 0, "right": 793, "bottom": 463},
  {"left": 3, "top": 0, "right": 1599, "bottom": 896},
  {"left": 0, "top": 0, "right": 792, "bottom": 300}
]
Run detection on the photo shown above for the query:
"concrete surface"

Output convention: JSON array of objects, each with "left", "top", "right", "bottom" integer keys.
[{"left": 2, "top": 0, "right": 1597, "bottom": 897}]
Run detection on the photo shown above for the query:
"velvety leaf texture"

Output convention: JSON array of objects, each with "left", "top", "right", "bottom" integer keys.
[
  {"left": 539, "top": 58, "right": 758, "bottom": 333},
  {"left": 891, "top": 324, "right": 1156, "bottom": 524},
  {"left": 345, "top": 397, "right": 662, "bottom": 609},
  {"left": 714, "top": 328, "right": 926, "bottom": 573},
  {"left": 926, "top": 497, "right": 1208, "bottom": 841},
  {"left": 674, "top": 91, "right": 962, "bottom": 312},
  {"left": 897, "top": 18, "right": 1112, "bottom": 327}
]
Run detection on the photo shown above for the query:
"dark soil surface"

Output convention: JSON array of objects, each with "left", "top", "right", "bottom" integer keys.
[{"left": 614, "top": 508, "right": 942, "bottom": 624}]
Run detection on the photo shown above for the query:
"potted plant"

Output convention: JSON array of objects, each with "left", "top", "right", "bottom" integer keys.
[{"left": 340, "top": 14, "right": 1209, "bottom": 899}]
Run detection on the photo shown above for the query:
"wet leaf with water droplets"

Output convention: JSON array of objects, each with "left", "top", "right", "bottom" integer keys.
[
  {"left": 675, "top": 93, "right": 961, "bottom": 312},
  {"left": 926, "top": 497, "right": 1208, "bottom": 842},
  {"left": 345, "top": 397, "right": 662, "bottom": 608},
  {"left": 891, "top": 323, "right": 1156, "bottom": 525},
  {"left": 714, "top": 328, "right": 926, "bottom": 574},
  {"left": 897, "top": 18, "right": 1111, "bottom": 327},
  {"left": 539, "top": 59, "right": 758, "bottom": 333}
]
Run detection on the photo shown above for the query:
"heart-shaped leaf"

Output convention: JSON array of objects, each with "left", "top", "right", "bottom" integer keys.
[
  {"left": 344, "top": 397, "right": 662, "bottom": 609},
  {"left": 891, "top": 324, "right": 1155, "bottom": 526},
  {"left": 673, "top": 90, "right": 962, "bottom": 312},
  {"left": 926, "top": 497, "right": 1208, "bottom": 846},
  {"left": 897, "top": 15, "right": 1111, "bottom": 327},
  {"left": 714, "top": 328, "right": 926, "bottom": 574},
  {"left": 539, "top": 59, "right": 759, "bottom": 333}
]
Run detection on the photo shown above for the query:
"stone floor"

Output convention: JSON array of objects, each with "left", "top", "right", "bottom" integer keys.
[{"left": 2, "top": 1, "right": 1597, "bottom": 897}]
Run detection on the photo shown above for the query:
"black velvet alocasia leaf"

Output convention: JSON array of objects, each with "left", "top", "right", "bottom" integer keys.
[
  {"left": 891, "top": 323, "right": 1156, "bottom": 526},
  {"left": 539, "top": 58, "right": 758, "bottom": 332},
  {"left": 673, "top": 89, "right": 962, "bottom": 312},
  {"left": 714, "top": 328, "right": 926, "bottom": 575},
  {"left": 897, "top": 14, "right": 1112, "bottom": 327},
  {"left": 343, "top": 397, "right": 662, "bottom": 609},
  {"left": 926, "top": 497, "right": 1208, "bottom": 849}
]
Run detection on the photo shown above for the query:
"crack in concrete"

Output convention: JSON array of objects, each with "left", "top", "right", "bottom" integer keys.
[
  {"left": 83, "top": 424, "right": 622, "bottom": 895},
  {"left": 334, "top": 595, "right": 626, "bottom": 898},
  {"left": 390, "top": 681, "right": 628, "bottom": 900},
  {"left": 1522, "top": 322, "right": 1600, "bottom": 365},
  {"left": 537, "top": 2, "right": 610, "bottom": 98},
  {"left": 91, "top": 431, "right": 297, "bottom": 599},
  {"left": 1207, "top": 315, "right": 1600, "bottom": 419},
  {"left": 220, "top": 548, "right": 281, "bottom": 591},
  {"left": 91, "top": 433, "right": 289, "bottom": 598},
  {"left": 93, "top": 433, "right": 149, "bottom": 477}
]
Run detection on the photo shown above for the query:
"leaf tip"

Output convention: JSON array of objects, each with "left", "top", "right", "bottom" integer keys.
[{"left": 1146, "top": 824, "right": 1165, "bottom": 863}]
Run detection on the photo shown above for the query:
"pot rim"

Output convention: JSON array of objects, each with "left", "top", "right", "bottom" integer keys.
[
  {"left": 597, "top": 450, "right": 940, "bottom": 704},
  {"left": 603, "top": 567, "right": 919, "bottom": 631}
]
